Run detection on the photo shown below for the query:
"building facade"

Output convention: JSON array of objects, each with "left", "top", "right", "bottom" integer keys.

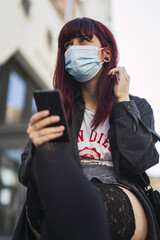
[{"left": 0, "top": 0, "right": 111, "bottom": 239}]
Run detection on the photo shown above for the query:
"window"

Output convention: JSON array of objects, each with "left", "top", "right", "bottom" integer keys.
[
  {"left": 0, "top": 57, "right": 41, "bottom": 125},
  {"left": 5, "top": 71, "right": 27, "bottom": 124},
  {"left": 21, "top": 0, "right": 31, "bottom": 16}
]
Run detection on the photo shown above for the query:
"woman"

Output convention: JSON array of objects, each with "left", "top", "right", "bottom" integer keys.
[{"left": 13, "top": 17, "right": 159, "bottom": 240}]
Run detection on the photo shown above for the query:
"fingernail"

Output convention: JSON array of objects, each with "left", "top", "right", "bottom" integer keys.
[
  {"left": 45, "top": 110, "right": 50, "bottom": 114},
  {"left": 55, "top": 116, "right": 60, "bottom": 120},
  {"left": 51, "top": 116, "right": 59, "bottom": 121},
  {"left": 61, "top": 125, "right": 65, "bottom": 130}
]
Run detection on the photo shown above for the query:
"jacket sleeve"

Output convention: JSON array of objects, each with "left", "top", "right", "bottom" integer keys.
[
  {"left": 109, "top": 97, "right": 159, "bottom": 175},
  {"left": 18, "top": 140, "right": 35, "bottom": 187}
]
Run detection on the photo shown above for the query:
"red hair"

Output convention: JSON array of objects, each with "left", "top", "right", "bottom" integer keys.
[{"left": 53, "top": 17, "right": 118, "bottom": 129}]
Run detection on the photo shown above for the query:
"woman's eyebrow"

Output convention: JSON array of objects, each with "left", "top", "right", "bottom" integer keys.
[{"left": 78, "top": 34, "right": 88, "bottom": 39}]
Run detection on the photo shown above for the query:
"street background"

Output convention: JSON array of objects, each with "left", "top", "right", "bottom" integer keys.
[{"left": 0, "top": 0, "right": 160, "bottom": 239}]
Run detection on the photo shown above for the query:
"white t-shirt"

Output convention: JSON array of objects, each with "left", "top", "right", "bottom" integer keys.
[{"left": 77, "top": 107, "right": 113, "bottom": 167}]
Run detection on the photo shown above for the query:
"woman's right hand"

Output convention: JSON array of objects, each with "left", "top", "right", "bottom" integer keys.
[{"left": 27, "top": 110, "right": 65, "bottom": 147}]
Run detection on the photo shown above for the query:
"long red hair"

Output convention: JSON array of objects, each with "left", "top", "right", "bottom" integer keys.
[{"left": 53, "top": 17, "right": 118, "bottom": 129}]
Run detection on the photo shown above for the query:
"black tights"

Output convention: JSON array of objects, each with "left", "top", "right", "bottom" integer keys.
[{"left": 32, "top": 143, "right": 111, "bottom": 240}]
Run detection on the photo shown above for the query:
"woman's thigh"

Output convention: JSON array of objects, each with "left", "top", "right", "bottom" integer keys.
[
  {"left": 91, "top": 179, "right": 148, "bottom": 240},
  {"left": 118, "top": 186, "right": 148, "bottom": 240}
]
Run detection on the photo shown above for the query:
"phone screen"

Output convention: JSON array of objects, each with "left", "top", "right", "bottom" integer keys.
[{"left": 33, "top": 89, "right": 71, "bottom": 143}]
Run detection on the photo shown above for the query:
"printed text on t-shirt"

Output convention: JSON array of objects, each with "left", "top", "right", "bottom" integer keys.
[{"left": 77, "top": 129, "right": 111, "bottom": 151}]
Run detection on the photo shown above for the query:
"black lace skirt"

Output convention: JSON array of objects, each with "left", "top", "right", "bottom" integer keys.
[{"left": 91, "top": 178, "right": 136, "bottom": 240}]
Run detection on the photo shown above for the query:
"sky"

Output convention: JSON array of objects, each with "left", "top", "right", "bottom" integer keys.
[{"left": 111, "top": 0, "right": 160, "bottom": 176}]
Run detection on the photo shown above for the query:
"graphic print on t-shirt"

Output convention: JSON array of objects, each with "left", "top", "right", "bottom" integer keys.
[
  {"left": 77, "top": 107, "right": 113, "bottom": 167},
  {"left": 79, "top": 146, "right": 101, "bottom": 160}
]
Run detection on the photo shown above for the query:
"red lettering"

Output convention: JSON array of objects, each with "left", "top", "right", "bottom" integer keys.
[
  {"left": 97, "top": 133, "right": 104, "bottom": 144},
  {"left": 77, "top": 130, "right": 84, "bottom": 142},
  {"left": 102, "top": 137, "right": 109, "bottom": 148},
  {"left": 89, "top": 130, "right": 97, "bottom": 142}
]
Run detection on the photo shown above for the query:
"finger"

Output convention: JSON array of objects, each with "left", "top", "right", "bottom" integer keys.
[
  {"left": 109, "top": 68, "right": 130, "bottom": 84},
  {"left": 28, "top": 115, "right": 60, "bottom": 134},
  {"left": 108, "top": 67, "right": 120, "bottom": 76},
  {"left": 109, "top": 71, "right": 121, "bottom": 82},
  {"left": 30, "top": 110, "right": 50, "bottom": 126},
  {"left": 33, "top": 131, "right": 64, "bottom": 147},
  {"left": 108, "top": 66, "right": 127, "bottom": 76},
  {"left": 28, "top": 125, "right": 65, "bottom": 146},
  {"left": 118, "top": 67, "right": 129, "bottom": 80},
  {"left": 35, "top": 125, "right": 65, "bottom": 138},
  {"left": 28, "top": 125, "right": 65, "bottom": 140}
]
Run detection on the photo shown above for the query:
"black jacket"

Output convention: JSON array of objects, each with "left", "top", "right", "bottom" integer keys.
[{"left": 13, "top": 94, "right": 160, "bottom": 240}]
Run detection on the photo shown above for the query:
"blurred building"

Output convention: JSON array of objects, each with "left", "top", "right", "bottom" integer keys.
[{"left": 0, "top": 0, "right": 111, "bottom": 239}]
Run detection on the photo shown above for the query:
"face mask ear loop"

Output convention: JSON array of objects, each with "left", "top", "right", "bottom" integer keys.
[
  {"left": 97, "top": 47, "right": 105, "bottom": 64},
  {"left": 97, "top": 47, "right": 105, "bottom": 51}
]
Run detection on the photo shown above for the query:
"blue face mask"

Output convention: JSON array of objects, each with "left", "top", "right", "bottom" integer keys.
[{"left": 65, "top": 45, "right": 104, "bottom": 82}]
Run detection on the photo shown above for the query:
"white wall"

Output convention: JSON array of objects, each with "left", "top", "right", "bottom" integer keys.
[
  {"left": 79, "top": 0, "right": 111, "bottom": 27},
  {"left": 0, "top": 0, "right": 65, "bottom": 88},
  {"left": 111, "top": 0, "right": 160, "bottom": 176}
]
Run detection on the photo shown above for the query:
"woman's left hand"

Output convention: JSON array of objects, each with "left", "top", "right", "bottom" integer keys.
[{"left": 108, "top": 67, "right": 130, "bottom": 102}]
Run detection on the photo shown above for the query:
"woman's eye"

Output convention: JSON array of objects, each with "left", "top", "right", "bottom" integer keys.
[
  {"left": 64, "top": 42, "right": 72, "bottom": 50},
  {"left": 80, "top": 37, "right": 90, "bottom": 43}
]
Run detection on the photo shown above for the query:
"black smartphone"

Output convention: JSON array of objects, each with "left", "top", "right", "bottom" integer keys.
[{"left": 33, "top": 89, "right": 71, "bottom": 143}]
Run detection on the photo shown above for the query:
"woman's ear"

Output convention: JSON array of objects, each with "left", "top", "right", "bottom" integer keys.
[{"left": 103, "top": 46, "right": 111, "bottom": 63}]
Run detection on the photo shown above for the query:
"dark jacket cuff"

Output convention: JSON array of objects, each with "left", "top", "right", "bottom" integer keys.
[{"left": 111, "top": 100, "right": 140, "bottom": 119}]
